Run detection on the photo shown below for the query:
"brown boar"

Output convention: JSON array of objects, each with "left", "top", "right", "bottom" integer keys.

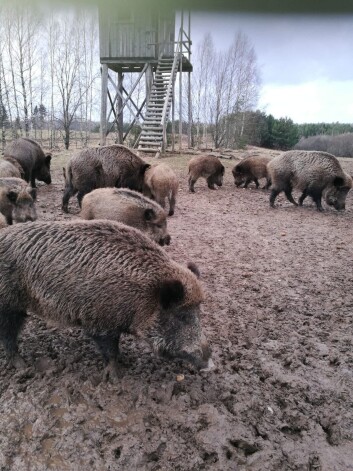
[
  {"left": 0, "top": 213, "right": 7, "bottom": 230},
  {"left": 4, "top": 138, "right": 51, "bottom": 188},
  {"left": 268, "top": 150, "right": 353, "bottom": 211},
  {"left": 0, "top": 220, "right": 212, "bottom": 376},
  {"left": 0, "top": 177, "right": 37, "bottom": 224},
  {"left": 62, "top": 145, "right": 150, "bottom": 213},
  {"left": 188, "top": 155, "right": 225, "bottom": 192},
  {"left": 232, "top": 155, "right": 272, "bottom": 189},
  {"left": 80, "top": 188, "right": 171, "bottom": 246},
  {"left": 0, "top": 157, "right": 25, "bottom": 179},
  {"left": 143, "top": 163, "right": 179, "bottom": 216}
]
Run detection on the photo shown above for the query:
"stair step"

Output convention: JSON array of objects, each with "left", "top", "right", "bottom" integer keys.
[{"left": 138, "top": 147, "right": 161, "bottom": 152}]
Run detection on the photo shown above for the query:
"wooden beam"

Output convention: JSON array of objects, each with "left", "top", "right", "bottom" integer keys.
[{"left": 100, "top": 64, "right": 108, "bottom": 145}]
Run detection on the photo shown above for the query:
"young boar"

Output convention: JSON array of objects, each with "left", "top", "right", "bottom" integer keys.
[
  {"left": 268, "top": 150, "right": 353, "bottom": 211},
  {"left": 4, "top": 138, "right": 51, "bottom": 188},
  {"left": 0, "top": 177, "right": 37, "bottom": 224},
  {"left": 0, "top": 220, "right": 212, "bottom": 376},
  {"left": 80, "top": 188, "right": 171, "bottom": 246},
  {"left": 143, "top": 163, "right": 179, "bottom": 216},
  {"left": 232, "top": 155, "right": 272, "bottom": 189},
  {"left": 62, "top": 145, "right": 150, "bottom": 213},
  {"left": 0, "top": 157, "right": 25, "bottom": 179},
  {"left": 188, "top": 155, "right": 225, "bottom": 193}
]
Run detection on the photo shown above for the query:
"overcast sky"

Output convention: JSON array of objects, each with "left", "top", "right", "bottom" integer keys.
[{"left": 191, "top": 12, "right": 353, "bottom": 124}]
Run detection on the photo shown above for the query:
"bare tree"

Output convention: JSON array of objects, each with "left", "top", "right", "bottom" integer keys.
[
  {"left": 192, "top": 31, "right": 260, "bottom": 150},
  {"left": 53, "top": 10, "right": 98, "bottom": 150},
  {"left": 2, "top": 5, "right": 41, "bottom": 137}
]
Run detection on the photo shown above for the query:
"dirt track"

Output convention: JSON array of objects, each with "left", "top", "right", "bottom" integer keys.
[{"left": 0, "top": 150, "right": 353, "bottom": 471}]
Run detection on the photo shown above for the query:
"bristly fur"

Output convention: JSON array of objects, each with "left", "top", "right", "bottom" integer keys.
[
  {"left": 62, "top": 145, "right": 150, "bottom": 212},
  {"left": 143, "top": 163, "right": 179, "bottom": 216},
  {"left": 188, "top": 155, "right": 225, "bottom": 192},
  {"left": 0, "top": 220, "right": 207, "bottom": 370},
  {"left": 80, "top": 187, "right": 169, "bottom": 245},
  {"left": 4, "top": 138, "right": 51, "bottom": 188}
]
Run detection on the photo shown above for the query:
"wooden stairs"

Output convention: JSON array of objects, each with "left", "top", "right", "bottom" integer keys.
[{"left": 137, "top": 54, "right": 179, "bottom": 156}]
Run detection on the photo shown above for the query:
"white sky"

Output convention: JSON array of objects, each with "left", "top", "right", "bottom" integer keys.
[{"left": 191, "top": 12, "right": 353, "bottom": 124}]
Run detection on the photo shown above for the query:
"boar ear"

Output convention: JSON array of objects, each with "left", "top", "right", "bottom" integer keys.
[
  {"left": 333, "top": 176, "right": 344, "bottom": 187},
  {"left": 187, "top": 262, "right": 200, "bottom": 279},
  {"left": 144, "top": 208, "right": 155, "bottom": 221},
  {"left": 140, "top": 163, "right": 151, "bottom": 175},
  {"left": 45, "top": 155, "right": 52, "bottom": 164},
  {"left": 7, "top": 190, "right": 18, "bottom": 203},
  {"left": 159, "top": 280, "right": 185, "bottom": 309}
]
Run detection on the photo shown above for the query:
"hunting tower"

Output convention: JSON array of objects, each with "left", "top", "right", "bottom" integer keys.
[{"left": 99, "top": 2, "right": 192, "bottom": 156}]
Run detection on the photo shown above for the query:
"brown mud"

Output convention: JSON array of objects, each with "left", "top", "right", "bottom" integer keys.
[{"left": 0, "top": 151, "right": 352, "bottom": 470}]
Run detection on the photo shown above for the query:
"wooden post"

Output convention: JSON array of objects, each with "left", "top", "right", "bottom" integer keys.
[
  {"left": 172, "top": 79, "right": 175, "bottom": 152},
  {"left": 187, "top": 12, "right": 192, "bottom": 148},
  {"left": 179, "top": 11, "right": 183, "bottom": 153},
  {"left": 188, "top": 71, "right": 192, "bottom": 148},
  {"left": 100, "top": 64, "right": 108, "bottom": 146},
  {"left": 117, "top": 70, "right": 124, "bottom": 144},
  {"left": 145, "top": 63, "right": 153, "bottom": 107}
]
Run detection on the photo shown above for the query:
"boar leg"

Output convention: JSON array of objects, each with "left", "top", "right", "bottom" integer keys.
[
  {"left": 263, "top": 179, "right": 271, "bottom": 190},
  {"left": 168, "top": 191, "right": 176, "bottom": 216},
  {"left": 5, "top": 215, "right": 13, "bottom": 225},
  {"left": 30, "top": 173, "right": 37, "bottom": 189},
  {"left": 0, "top": 308, "right": 27, "bottom": 369},
  {"left": 311, "top": 191, "right": 324, "bottom": 211},
  {"left": 188, "top": 176, "right": 196, "bottom": 193},
  {"left": 284, "top": 187, "right": 298, "bottom": 206},
  {"left": 77, "top": 191, "right": 85, "bottom": 208},
  {"left": 269, "top": 189, "right": 281, "bottom": 207},
  {"left": 91, "top": 333, "right": 123, "bottom": 378},
  {"left": 207, "top": 176, "right": 216, "bottom": 189},
  {"left": 244, "top": 177, "right": 252, "bottom": 188},
  {"left": 298, "top": 189, "right": 308, "bottom": 206},
  {"left": 253, "top": 178, "right": 260, "bottom": 189},
  {"left": 62, "top": 186, "right": 77, "bottom": 213}
]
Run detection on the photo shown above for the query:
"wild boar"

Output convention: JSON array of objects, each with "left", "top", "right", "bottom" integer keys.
[
  {"left": 0, "top": 213, "right": 7, "bottom": 230},
  {"left": 4, "top": 138, "right": 51, "bottom": 188},
  {"left": 143, "top": 163, "right": 179, "bottom": 216},
  {"left": 268, "top": 150, "right": 353, "bottom": 211},
  {"left": 0, "top": 177, "right": 37, "bottom": 224},
  {"left": 0, "top": 220, "right": 212, "bottom": 376},
  {"left": 80, "top": 188, "right": 171, "bottom": 246},
  {"left": 188, "top": 155, "right": 225, "bottom": 193},
  {"left": 232, "top": 155, "right": 272, "bottom": 189},
  {"left": 0, "top": 157, "right": 25, "bottom": 179},
  {"left": 62, "top": 144, "right": 150, "bottom": 213}
]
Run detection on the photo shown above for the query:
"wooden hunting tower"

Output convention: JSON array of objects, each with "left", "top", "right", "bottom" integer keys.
[{"left": 99, "top": 2, "right": 192, "bottom": 156}]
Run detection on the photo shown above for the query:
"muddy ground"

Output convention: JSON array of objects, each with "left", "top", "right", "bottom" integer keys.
[{"left": 0, "top": 149, "right": 353, "bottom": 471}]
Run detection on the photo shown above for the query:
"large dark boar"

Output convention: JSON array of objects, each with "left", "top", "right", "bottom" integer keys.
[
  {"left": 0, "top": 157, "right": 25, "bottom": 179},
  {"left": 80, "top": 188, "right": 171, "bottom": 246},
  {"left": 143, "top": 163, "right": 179, "bottom": 216},
  {"left": 4, "top": 138, "right": 51, "bottom": 188},
  {"left": 188, "top": 155, "right": 225, "bottom": 193},
  {"left": 268, "top": 150, "right": 353, "bottom": 211},
  {"left": 0, "top": 220, "right": 212, "bottom": 377},
  {"left": 232, "top": 155, "right": 272, "bottom": 189},
  {"left": 62, "top": 145, "right": 150, "bottom": 213},
  {"left": 0, "top": 177, "right": 37, "bottom": 224}
]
